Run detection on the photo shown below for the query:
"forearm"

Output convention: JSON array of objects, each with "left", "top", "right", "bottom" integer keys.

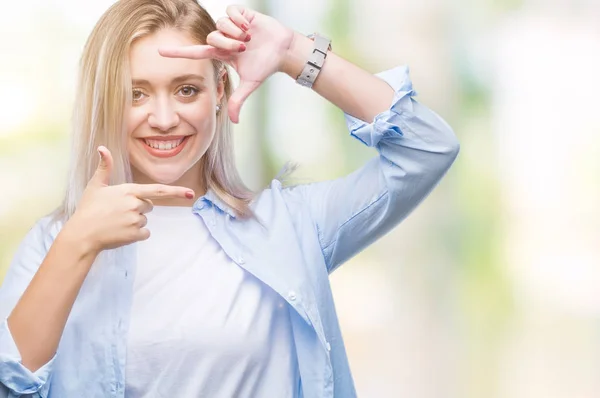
[
  {"left": 281, "top": 31, "right": 394, "bottom": 123},
  {"left": 7, "top": 224, "right": 98, "bottom": 372}
]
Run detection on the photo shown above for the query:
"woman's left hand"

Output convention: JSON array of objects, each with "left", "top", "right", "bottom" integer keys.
[{"left": 159, "top": 5, "right": 295, "bottom": 123}]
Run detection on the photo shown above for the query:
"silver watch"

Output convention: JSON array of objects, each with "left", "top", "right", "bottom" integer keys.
[{"left": 296, "top": 33, "right": 332, "bottom": 89}]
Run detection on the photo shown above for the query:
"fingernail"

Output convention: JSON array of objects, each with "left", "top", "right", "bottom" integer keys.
[
  {"left": 242, "top": 23, "right": 249, "bottom": 31},
  {"left": 185, "top": 191, "right": 194, "bottom": 199},
  {"left": 245, "top": 33, "right": 252, "bottom": 42},
  {"left": 239, "top": 43, "right": 246, "bottom": 52}
]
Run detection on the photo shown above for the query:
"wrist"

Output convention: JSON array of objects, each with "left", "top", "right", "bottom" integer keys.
[
  {"left": 281, "top": 31, "right": 313, "bottom": 79},
  {"left": 60, "top": 217, "right": 101, "bottom": 260}
]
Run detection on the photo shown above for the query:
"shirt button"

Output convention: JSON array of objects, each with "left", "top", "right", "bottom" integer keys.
[
  {"left": 238, "top": 257, "right": 245, "bottom": 265},
  {"left": 288, "top": 291, "right": 296, "bottom": 301},
  {"left": 326, "top": 342, "right": 331, "bottom": 351}
]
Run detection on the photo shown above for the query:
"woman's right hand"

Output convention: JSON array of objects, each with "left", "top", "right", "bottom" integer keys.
[{"left": 66, "top": 146, "right": 195, "bottom": 255}]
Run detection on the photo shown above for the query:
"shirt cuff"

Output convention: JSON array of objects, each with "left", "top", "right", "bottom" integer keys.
[
  {"left": 0, "top": 318, "right": 55, "bottom": 396},
  {"left": 344, "top": 65, "right": 416, "bottom": 147}
]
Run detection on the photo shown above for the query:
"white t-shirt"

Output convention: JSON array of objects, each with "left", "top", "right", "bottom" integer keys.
[{"left": 125, "top": 206, "right": 300, "bottom": 398}]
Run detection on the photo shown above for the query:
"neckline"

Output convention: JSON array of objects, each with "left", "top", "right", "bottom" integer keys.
[{"left": 149, "top": 205, "right": 195, "bottom": 219}]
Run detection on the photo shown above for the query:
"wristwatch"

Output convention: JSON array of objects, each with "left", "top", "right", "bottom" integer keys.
[{"left": 295, "top": 33, "right": 332, "bottom": 89}]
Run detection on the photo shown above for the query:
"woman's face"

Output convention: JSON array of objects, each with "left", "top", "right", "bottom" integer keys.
[{"left": 127, "top": 28, "right": 224, "bottom": 188}]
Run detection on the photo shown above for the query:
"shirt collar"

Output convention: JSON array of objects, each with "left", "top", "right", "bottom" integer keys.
[{"left": 193, "top": 189, "right": 238, "bottom": 219}]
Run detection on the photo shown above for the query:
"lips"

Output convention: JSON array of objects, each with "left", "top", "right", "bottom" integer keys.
[{"left": 139, "top": 135, "right": 191, "bottom": 158}]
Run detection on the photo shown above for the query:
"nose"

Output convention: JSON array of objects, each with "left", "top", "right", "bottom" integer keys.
[{"left": 147, "top": 97, "right": 180, "bottom": 132}]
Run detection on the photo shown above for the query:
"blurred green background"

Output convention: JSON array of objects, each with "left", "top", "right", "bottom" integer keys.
[{"left": 1, "top": 0, "right": 599, "bottom": 397}]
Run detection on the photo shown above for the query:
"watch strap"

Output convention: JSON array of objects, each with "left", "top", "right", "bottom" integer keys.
[{"left": 296, "top": 33, "right": 332, "bottom": 88}]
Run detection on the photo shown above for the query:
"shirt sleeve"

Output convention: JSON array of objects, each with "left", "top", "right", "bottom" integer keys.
[
  {"left": 288, "top": 65, "right": 460, "bottom": 273},
  {"left": 0, "top": 218, "right": 57, "bottom": 397}
]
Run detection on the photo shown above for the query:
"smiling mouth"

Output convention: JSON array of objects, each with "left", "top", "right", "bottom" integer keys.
[{"left": 139, "top": 135, "right": 191, "bottom": 158}]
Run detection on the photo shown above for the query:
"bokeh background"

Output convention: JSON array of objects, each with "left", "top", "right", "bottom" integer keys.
[{"left": 1, "top": 0, "right": 599, "bottom": 397}]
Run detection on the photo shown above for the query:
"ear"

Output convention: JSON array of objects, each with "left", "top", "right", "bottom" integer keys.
[{"left": 216, "top": 68, "right": 227, "bottom": 104}]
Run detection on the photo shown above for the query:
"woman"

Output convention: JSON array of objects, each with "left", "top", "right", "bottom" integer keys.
[{"left": 0, "top": 1, "right": 459, "bottom": 397}]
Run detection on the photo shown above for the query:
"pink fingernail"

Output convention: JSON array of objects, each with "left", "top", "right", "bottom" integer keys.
[
  {"left": 245, "top": 33, "right": 252, "bottom": 42},
  {"left": 185, "top": 191, "right": 194, "bottom": 199},
  {"left": 242, "top": 23, "right": 249, "bottom": 31},
  {"left": 239, "top": 43, "right": 246, "bottom": 52}
]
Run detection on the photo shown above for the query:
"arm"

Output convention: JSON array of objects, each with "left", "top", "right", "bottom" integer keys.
[
  {"left": 282, "top": 41, "right": 460, "bottom": 272},
  {"left": 0, "top": 218, "right": 95, "bottom": 397},
  {"left": 4, "top": 223, "right": 97, "bottom": 372}
]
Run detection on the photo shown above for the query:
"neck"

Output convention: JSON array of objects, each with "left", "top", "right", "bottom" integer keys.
[{"left": 132, "top": 162, "right": 206, "bottom": 207}]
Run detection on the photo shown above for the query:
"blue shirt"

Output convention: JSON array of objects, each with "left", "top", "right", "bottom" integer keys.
[{"left": 0, "top": 66, "right": 459, "bottom": 398}]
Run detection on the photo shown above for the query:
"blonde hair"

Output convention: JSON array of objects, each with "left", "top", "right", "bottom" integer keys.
[{"left": 56, "top": 0, "right": 254, "bottom": 221}]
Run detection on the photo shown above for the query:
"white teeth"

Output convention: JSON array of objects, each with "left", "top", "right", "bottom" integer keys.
[{"left": 144, "top": 138, "right": 185, "bottom": 150}]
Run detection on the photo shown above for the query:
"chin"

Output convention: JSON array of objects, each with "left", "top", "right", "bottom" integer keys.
[
  {"left": 139, "top": 165, "right": 189, "bottom": 185},
  {"left": 130, "top": 146, "right": 205, "bottom": 187}
]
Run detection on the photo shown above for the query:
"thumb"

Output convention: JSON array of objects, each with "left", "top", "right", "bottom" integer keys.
[
  {"left": 91, "top": 146, "right": 113, "bottom": 187},
  {"left": 228, "top": 80, "right": 260, "bottom": 124}
]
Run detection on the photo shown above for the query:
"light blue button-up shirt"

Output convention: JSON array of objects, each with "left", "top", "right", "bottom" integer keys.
[{"left": 0, "top": 66, "right": 459, "bottom": 398}]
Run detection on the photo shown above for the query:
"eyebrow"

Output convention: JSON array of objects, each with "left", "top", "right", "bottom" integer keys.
[{"left": 131, "top": 74, "right": 206, "bottom": 86}]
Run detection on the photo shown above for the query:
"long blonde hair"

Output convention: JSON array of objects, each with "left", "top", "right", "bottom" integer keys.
[{"left": 56, "top": 0, "right": 254, "bottom": 221}]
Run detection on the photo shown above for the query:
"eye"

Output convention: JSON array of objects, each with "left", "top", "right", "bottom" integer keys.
[
  {"left": 132, "top": 89, "right": 147, "bottom": 103},
  {"left": 177, "top": 85, "right": 199, "bottom": 98}
]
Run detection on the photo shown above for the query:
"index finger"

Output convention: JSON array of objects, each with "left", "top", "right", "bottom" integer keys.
[
  {"left": 159, "top": 44, "right": 225, "bottom": 60},
  {"left": 126, "top": 184, "right": 195, "bottom": 200}
]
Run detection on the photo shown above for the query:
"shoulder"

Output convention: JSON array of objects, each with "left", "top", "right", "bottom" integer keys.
[{"left": 251, "top": 179, "right": 309, "bottom": 212}]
